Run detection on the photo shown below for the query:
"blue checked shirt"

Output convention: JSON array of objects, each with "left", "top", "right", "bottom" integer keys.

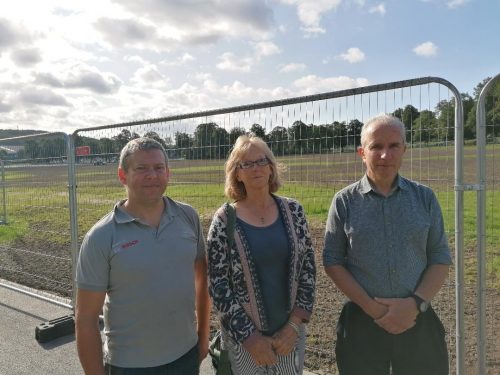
[{"left": 323, "top": 175, "right": 452, "bottom": 298}]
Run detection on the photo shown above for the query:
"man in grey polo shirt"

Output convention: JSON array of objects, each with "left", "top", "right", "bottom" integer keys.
[
  {"left": 323, "top": 114, "right": 452, "bottom": 375},
  {"left": 75, "top": 137, "right": 210, "bottom": 375}
]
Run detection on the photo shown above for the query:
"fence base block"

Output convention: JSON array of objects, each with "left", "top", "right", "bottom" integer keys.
[{"left": 35, "top": 314, "right": 75, "bottom": 343}]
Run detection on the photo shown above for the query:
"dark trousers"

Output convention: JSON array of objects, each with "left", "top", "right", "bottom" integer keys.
[
  {"left": 335, "top": 302, "right": 449, "bottom": 375},
  {"left": 104, "top": 344, "right": 199, "bottom": 375}
]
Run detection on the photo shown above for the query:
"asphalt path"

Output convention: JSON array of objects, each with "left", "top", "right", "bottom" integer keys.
[{"left": 0, "top": 282, "right": 315, "bottom": 375}]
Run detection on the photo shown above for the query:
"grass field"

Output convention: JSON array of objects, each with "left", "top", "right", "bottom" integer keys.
[{"left": 1, "top": 143, "right": 499, "bottom": 373}]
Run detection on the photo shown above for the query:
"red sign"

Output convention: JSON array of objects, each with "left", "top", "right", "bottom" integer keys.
[{"left": 76, "top": 146, "right": 90, "bottom": 156}]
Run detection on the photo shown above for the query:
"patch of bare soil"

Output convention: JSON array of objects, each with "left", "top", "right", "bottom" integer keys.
[{"left": 1, "top": 220, "right": 499, "bottom": 374}]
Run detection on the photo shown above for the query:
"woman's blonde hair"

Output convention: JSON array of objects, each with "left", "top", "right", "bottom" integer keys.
[{"left": 224, "top": 135, "right": 284, "bottom": 201}]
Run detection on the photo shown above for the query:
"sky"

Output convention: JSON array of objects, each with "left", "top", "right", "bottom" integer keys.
[{"left": 0, "top": 0, "right": 498, "bottom": 133}]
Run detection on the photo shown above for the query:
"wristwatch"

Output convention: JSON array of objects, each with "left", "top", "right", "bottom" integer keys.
[{"left": 411, "top": 293, "right": 429, "bottom": 313}]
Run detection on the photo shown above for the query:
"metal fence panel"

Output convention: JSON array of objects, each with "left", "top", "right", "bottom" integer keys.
[
  {"left": 0, "top": 133, "right": 73, "bottom": 309},
  {"left": 476, "top": 73, "right": 500, "bottom": 375},
  {"left": 74, "top": 77, "right": 466, "bottom": 374}
]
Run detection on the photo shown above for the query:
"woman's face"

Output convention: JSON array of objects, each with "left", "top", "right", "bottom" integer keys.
[{"left": 236, "top": 145, "right": 272, "bottom": 193}]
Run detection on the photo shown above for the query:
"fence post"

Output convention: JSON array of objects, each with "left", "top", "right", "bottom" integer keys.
[
  {"left": 476, "top": 73, "right": 500, "bottom": 375},
  {"left": 66, "top": 134, "right": 79, "bottom": 310},
  {"left": 0, "top": 159, "right": 6, "bottom": 224}
]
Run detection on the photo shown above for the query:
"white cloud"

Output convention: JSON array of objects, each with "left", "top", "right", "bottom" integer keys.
[
  {"left": 19, "top": 87, "right": 71, "bottom": 107},
  {"left": 0, "top": 17, "right": 32, "bottom": 50},
  {"left": 10, "top": 48, "right": 42, "bottom": 67},
  {"left": 113, "top": 0, "right": 275, "bottom": 46},
  {"left": 181, "top": 53, "right": 195, "bottom": 62},
  {"left": 338, "top": 47, "right": 365, "bottom": 63},
  {"left": 34, "top": 63, "right": 122, "bottom": 94},
  {"left": 253, "top": 41, "right": 281, "bottom": 58},
  {"left": 130, "top": 64, "right": 170, "bottom": 89},
  {"left": 369, "top": 3, "right": 386, "bottom": 15},
  {"left": 216, "top": 52, "right": 254, "bottom": 72},
  {"left": 279, "top": 0, "right": 342, "bottom": 35},
  {"left": 447, "top": 0, "right": 469, "bottom": 9},
  {"left": 124, "top": 55, "right": 148, "bottom": 65},
  {"left": 413, "top": 41, "right": 438, "bottom": 57},
  {"left": 293, "top": 74, "right": 369, "bottom": 94},
  {"left": 279, "top": 63, "right": 307, "bottom": 73}
]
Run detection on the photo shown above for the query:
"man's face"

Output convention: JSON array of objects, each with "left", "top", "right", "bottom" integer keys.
[
  {"left": 118, "top": 149, "right": 169, "bottom": 205},
  {"left": 358, "top": 123, "right": 406, "bottom": 185}
]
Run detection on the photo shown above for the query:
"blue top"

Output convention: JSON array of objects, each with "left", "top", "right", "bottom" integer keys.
[
  {"left": 323, "top": 174, "right": 452, "bottom": 298},
  {"left": 237, "top": 213, "right": 290, "bottom": 335}
]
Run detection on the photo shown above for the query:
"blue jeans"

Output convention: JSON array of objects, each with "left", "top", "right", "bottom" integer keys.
[{"left": 104, "top": 344, "right": 199, "bottom": 375}]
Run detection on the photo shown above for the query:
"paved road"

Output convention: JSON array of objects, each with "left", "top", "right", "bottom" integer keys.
[{"left": 0, "top": 282, "right": 315, "bottom": 375}]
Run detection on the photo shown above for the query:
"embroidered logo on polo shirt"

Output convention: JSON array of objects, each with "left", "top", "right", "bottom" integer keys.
[{"left": 121, "top": 240, "right": 139, "bottom": 249}]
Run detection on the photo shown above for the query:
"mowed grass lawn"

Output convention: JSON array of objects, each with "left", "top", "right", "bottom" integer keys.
[{"left": 1, "top": 144, "right": 499, "bottom": 285}]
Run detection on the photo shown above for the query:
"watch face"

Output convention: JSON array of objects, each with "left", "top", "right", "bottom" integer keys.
[{"left": 420, "top": 301, "right": 429, "bottom": 312}]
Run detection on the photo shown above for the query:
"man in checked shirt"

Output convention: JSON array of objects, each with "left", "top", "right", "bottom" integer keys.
[{"left": 323, "top": 114, "right": 452, "bottom": 375}]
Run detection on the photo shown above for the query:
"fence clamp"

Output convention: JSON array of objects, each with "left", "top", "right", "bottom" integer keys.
[{"left": 454, "top": 184, "right": 484, "bottom": 191}]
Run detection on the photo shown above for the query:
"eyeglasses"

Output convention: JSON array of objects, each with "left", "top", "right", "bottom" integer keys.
[{"left": 239, "top": 157, "right": 270, "bottom": 169}]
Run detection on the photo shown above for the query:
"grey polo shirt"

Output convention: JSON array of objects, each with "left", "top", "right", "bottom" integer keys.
[
  {"left": 76, "top": 197, "right": 205, "bottom": 368},
  {"left": 323, "top": 175, "right": 452, "bottom": 298}
]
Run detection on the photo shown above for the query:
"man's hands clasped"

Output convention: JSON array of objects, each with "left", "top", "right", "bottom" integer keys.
[{"left": 370, "top": 297, "right": 419, "bottom": 335}]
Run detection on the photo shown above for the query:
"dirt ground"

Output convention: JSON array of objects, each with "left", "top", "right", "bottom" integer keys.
[{"left": 1, "top": 220, "right": 499, "bottom": 374}]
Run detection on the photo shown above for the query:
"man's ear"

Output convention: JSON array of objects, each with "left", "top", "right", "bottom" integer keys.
[
  {"left": 357, "top": 146, "right": 364, "bottom": 158},
  {"left": 118, "top": 167, "right": 127, "bottom": 185}
]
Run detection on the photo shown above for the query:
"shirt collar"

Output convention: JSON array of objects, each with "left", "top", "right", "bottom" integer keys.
[
  {"left": 113, "top": 196, "right": 176, "bottom": 224},
  {"left": 360, "top": 174, "right": 406, "bottom": 195}
]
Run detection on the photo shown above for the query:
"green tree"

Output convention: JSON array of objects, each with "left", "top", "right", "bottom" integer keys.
[
  {"left": 289, "top": 120, "right": 311, "bottom": 154},
  {"left": 346, "top": 119, "right": 363, "bottom": 148},
  {"left": 413, "top": 110, "right": 438, "bottom": 143},
  {"left": 250, "top": 123, "right": 266, "bottom": 139},
  {"left": 174, "top": 131, "right": 193, "bottom": 159},
  {"left": 229, "top": 127, "right": 246, "bottom": 144},
  {"left": 332, "top": 121, "right": 347, "bottom": 150},
  {"left": 143, "top": 131, "right": 167, "bottom": 149},
  {"left": 193, "top": 122, "right": 228, "bottom": 159},
  {"left": 112, "top": 129, "right": 139, "bottom": 151},
  {"left": 267, "top": 126, "right": 289, "bottom": 155}
]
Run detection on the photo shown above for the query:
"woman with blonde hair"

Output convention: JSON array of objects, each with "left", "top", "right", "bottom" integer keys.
[{"left": 207, "top": 134, "right": 316, "bottom": 374}]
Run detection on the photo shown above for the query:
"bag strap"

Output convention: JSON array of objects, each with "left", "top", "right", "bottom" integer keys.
[{"left": 225, "top": 203, "right": 236, "bottom": 249}]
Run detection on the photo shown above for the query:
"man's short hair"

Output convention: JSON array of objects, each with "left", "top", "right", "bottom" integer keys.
[
  {"left": 119, "top": 137, "right": 168, "bottom": 171},
  {"left": 360, "top": 114, "right": 406, "bottom": 147}
]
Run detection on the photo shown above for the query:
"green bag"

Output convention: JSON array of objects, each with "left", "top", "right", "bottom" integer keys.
[
  {"left": 209, "top": 330, "right": 232, "bottom": 375},
  {"left": 209, "top": 203, "right": 235, "bottom": 375}
]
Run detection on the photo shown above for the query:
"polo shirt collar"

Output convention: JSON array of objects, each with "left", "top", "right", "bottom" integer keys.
[{"left": 113, "top": 196, "right": 178, "bottom": 224}]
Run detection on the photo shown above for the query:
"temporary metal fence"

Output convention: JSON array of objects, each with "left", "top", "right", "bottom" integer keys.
[
  {"left": 5, "top": 75, "right": 499, "bottom": 373},
  {"left": 0, "top": 133, "right": 75, "bottom": 309},
  {"left": 475, "top": 73, "right": 500, "bottom": 375},
  {"left": 72, "top": 76, "right": 466, "bottom": 374}
]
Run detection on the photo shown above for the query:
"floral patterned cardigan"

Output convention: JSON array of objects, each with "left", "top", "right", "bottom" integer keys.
[{"left": 207, "top": 195, "right": 316, "bottom": 346}]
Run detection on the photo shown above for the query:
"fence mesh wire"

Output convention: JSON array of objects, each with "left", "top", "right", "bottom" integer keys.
[
  {"left": 0, "top": 134, "right": 73, "bottom": 299},
  {"left": 74, "top": 81, "right": 462, "bottom": 374},
  {"left": 1, "top": 78, "right": 499, "bottom": 373}
]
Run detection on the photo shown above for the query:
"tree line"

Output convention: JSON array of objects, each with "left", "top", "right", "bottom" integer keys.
[{"left": 2, "top": 77, "right": 498, "bottom": 161}]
